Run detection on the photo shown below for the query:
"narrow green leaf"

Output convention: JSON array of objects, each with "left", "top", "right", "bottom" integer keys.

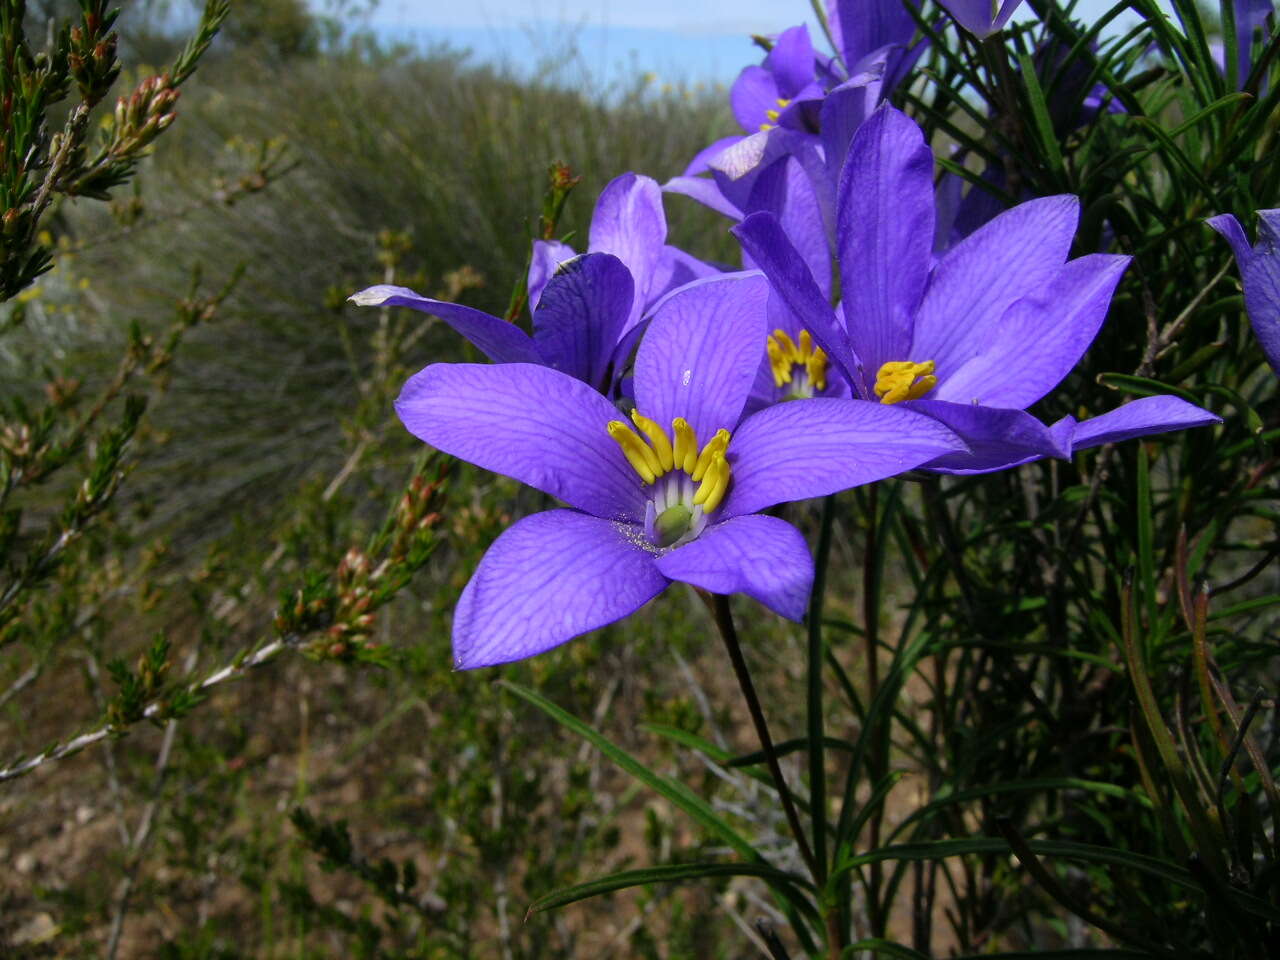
[
  {"left": 1017, "top": 52, "right": 1066, "bottom": 176},
  {"left": 526, "top": 861, "right": 815, "bottom": 915},
  {"left": 502, "top": 681, "right": 760, "bottom": 861}
]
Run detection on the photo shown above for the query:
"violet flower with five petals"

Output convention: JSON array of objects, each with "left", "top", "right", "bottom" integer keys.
[
  {"left": 735, "top": 104, "right": 1219, "bottom": 473},
  {"left": 395, "top": 272, "right": 966, "bottom": 667}
]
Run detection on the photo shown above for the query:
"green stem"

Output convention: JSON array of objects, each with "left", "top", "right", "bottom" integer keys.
[
  {"left": 809, "top": 496, "right": 842, "bottom": 955},
  {"left": 863, "top": 482, "right": 885, "bottom": 935},
  {"left": 710, "top": 593, "right": 819, "bottom": 886}
]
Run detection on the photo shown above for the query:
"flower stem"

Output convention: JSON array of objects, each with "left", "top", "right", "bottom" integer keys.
[{"left": 709, "top": 592, "right": 819, "bottom": 884}]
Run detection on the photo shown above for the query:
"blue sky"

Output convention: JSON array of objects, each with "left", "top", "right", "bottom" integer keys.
[{"left": 362, "top": 1, "right": 1147, "bottom": 87}]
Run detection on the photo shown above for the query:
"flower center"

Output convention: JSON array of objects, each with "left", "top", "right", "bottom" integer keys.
[
  {"left": 874, "top": 360, "right": 936, "bottom": 404},
  {"left": 767, "top": 328, "right": 828, "bottom": 400},
  {"left": 607, "top": 411, "right": 732, "bottom": 547},
  {"left": 759, "top": 97, "right": 792, "bottom": 132}
]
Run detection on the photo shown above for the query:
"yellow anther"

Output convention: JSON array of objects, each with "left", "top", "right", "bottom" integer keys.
[
  {"left": 607, "top": 421, "right": 660, "bottom": 483},
  {"left": 776, "top": 97, "right": 791, "bottom": 108},
  {"left": 765, "top": 108, "right": 780, "bottom": 122},
  {"left": 874, "top": 360, "right": 937, "bottom": 405},
  {"left": 630, "top": 410, "right": 674, "bottom": 471},
  {"left": 672, "top": 418, "right": 699, "bottom": 474},
  {"left": 693, "top": 454, "right": 730, "bottom": 512},
  {"left": 767, "top": 338, "right": 790, "bottom": 387},
  {"left": 691, "top": 429, "right": 731, "bottom": 481},
  {"left": 772, "top": 329, "right": 800, "bottom": 361},
  {"left": 768, "top": 327, "right": 829, "bottom": 395},
  {"left": 759, "top": 122, "right": 775, "bottom": 132},
  {"left": 806, "top": 346, "right": 828, "bottom": 391}
]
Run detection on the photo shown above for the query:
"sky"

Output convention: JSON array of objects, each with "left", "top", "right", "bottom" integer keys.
[{"left": 362, "top": 0, "right": 1145, "bottom": 87}]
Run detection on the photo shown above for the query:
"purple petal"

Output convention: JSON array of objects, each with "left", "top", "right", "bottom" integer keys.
[
  {"left": 1244, "top": 211, "right": 1280, "bottom": 375},
  {"left": 711, "top": 129, "right": 832, "bottom": 236},
  {"left": 396, "top": 363, "right": 646, "bottom": 521},
  {"left": 912, "top": 196, "right": 1079, "bottom": 378},
  {"left": 1070, "top": 395, "right": 1221, "bottom": 450},
  {"left": 588, "top": 173, "right": 667, "bottom": 320},
  {"left": 820, "top": 69, "right": 885, "bottom": 188},
  {"left": 829, "top": 0, "right": 917, "bottom": 69},
  {"left": 350, "top": 285, "right": 542, "bottom": 364},
  {"left": 765, "top": 25, "right": 817, "bottom": 98},
  {"left": 733, "top": 212, "right": 864, "bottom": 394},
  {"left": 453, "top": 510, "right": 668, "bottom": 668},
  {"left": 1208, "top": 213, "right": 1252, "bottom": 264},
  {"left": 746, "top": 155, "right": 832, "bottom": 301},
  {"left": 836, "top": 104, "right": 934, "bottom": 380},
  {"left": 940, "top": 0, "right": 1026, "bottom": 37},
  {"left": 937, "top": 254, "right": 1131, "bottom": 409},
  {"left": 663, "top": 175, "right": 744, "bottom": 221},
  {"left": 684, "top": 136, "right": 744, "bottom": 177},
  {"left": 731, "top": 65, "right": 781, "bottom": 132},
  {"left": 904, "top": 400, "right": 1070, "bottom": 473},
  {"left": 531, "top": 253, "right": 635, "bottom": 392},
  {"left": 656, "top": 514, "right": 812, "bottom": 621},
  {"left": 632, "top": 273, "right": 769, "bottom": 439},
  {"left": 720, "top": 398, "right": 966, "bottom": 517},
  {"left": 647, "top": 245, "right": 722, "bottom": 308},
  {"left": 527, "top": 239, "right": 577, "bottom": 311}
]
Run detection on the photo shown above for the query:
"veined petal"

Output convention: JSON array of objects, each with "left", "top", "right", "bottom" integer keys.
[
  {"left": 731, "top": 65, "right": 782, "bottom": 132},
  {"left": 1245, "top": 210, "right": 1280, "bottom": 375},
  {"left": 349, "top": 285, "right": 542, "bottom": 364},
  {"left": 766, "top": 25, "right": 817, "bottom": 98},
  {"left": 836, "top": 104, "right": 934, "bottom": 379},
  {"left": 720, "top": 398, "right": 966, "bottom": 517},
  {"left": 656, "top": 514, "right": 813, "bottom": 621},
  {"left": 453, "top": 510, "right": 668, "bottom": 668},
  {"left": 733, "top": 211, "right": 864, "bottom": 393},
  {"left": 397, "top": 363, "right": 646, "bottom": 521},
  {"left": 589, "top": 173, "right": 666, "bottom": 320},
  {"left": 531, "top": 253, "right": 635, "bottom": 392},
  {"left": 937, "top": 254, "right": 1130, "bottom": 409},
  {"left": 647, "top": 245, "right": 722, "bottom": 308},
  {"left": 683, "top": 136, "right": 744, "bottom": 177},
  {"left": 820, "top": 69, "right": 885, "bottom": 188},
  {"left": 633, "top": 272, "right": 769, "bottom": 440},
  {"left": 904, "top": 399, "right": 1071, "bottom": 473},
  {"left": 940, "top": 0, "right": 1026, "bottom": 37},
  {"left": 829, "top": 0, "right": 917, "bottom": 70},
  {"left": 746, "top": 155, "right": 832, "bottom": 301},
  {"left": 912, "top": 195, "right": 1079, "bottom": 376},
  {"left": 663, "top": 175, "right": 744, "bottom": 221},
  {"left": 1069, "top": 395, "right": 1221, "bottom": 450},
  {"left": 527, "top": 239, "right": 577, "bottom": 311}
]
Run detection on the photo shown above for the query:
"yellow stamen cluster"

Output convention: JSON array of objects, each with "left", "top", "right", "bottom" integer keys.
[
  {"left": 607, "top": 412, "right": 732, "bottom": 514},
  {"left": 874, "top": 360, "right": 937, "bottom": 404},
  {"left": 767, "top": 328, "right": 828, "bottom": 391},
  {"left": 759, "top": 97, "right": 793, "bottom": 131}
]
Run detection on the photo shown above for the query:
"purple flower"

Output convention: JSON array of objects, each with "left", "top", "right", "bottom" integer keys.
[
  {"left": 526, "top": 172, "right": 718, "bottom": 324},
  {"left": 395, "top": 272, "right": 966, "bottom": 667},
  {"left": 352, "top": 252, "right": 640, "bottom": 396},
  {"left": 939, "top": 0, "right": 1026, "bottom": 39},
  {"left": 351, "top": 174, "right": 716, "bottom": 397},
  {"left": 734, "top": 104, "right": 1219, "bottom": 473},
  {"left": 1208, "top": 209, "right": 1280, "bottom": 376},
  {"left": 664, "top": 7, "right": 927, "bottom": 282},
  {"left": 1192, "top": 0, "right": 1273, "bottom": 88}
]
